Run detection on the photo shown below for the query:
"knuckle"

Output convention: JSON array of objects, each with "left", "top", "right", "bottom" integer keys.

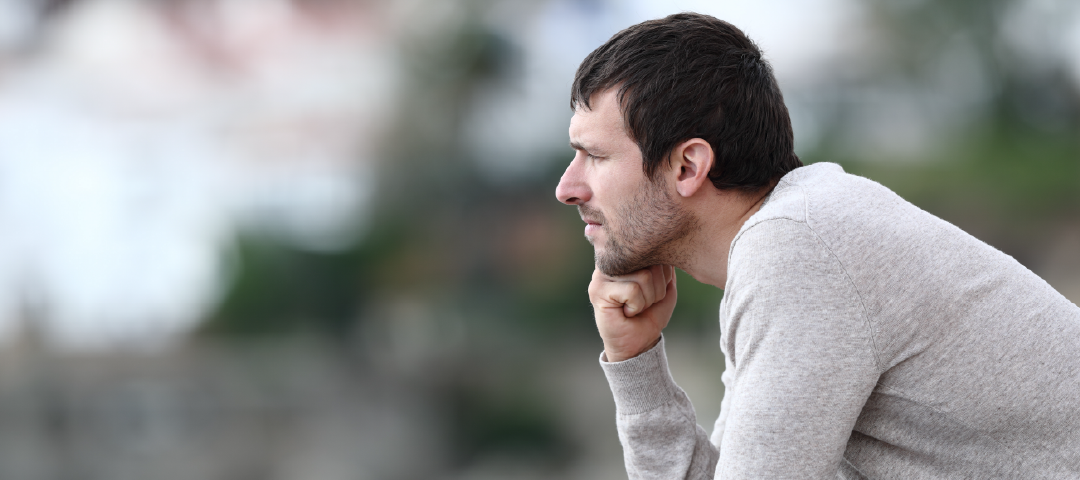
[{"left": 587, "top": 281, "right": 602, "bottom": 298}]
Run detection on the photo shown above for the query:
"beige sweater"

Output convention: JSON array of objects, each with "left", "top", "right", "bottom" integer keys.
[{"left": 600, "top": 162, "right": 1080, "bottom": 479}]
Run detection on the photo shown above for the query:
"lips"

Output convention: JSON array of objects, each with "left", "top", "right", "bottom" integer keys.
[
  {"left": 584, "top": 223, "right": 601, "bottom": 237},
  {"left": 578, "top": 205, "right": 605, "bottom": 237},
  {"left": 583, "top": 218, "right": 602, "bottom": 237}
]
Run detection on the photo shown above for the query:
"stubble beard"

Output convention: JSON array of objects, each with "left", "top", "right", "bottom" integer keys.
[{"left": 583, "top": 180, "right": 698, "bottom": 277}]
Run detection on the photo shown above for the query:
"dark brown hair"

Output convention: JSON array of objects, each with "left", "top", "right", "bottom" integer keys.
[{"left": 571, "top": 13, "right": 802, "bottom": 191}]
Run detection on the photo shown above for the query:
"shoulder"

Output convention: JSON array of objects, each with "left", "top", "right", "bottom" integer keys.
[
  {"left": 724, "top": 164, "right": 871, "bottom": 309},
  {"left": 735, "top": 162, "right": 875, "bottom": 237},
  {"left": 730, "top": 162, "right": 916, "bottom": 268},
  {"left": 728, "top": 163, "right": 840, "bottom": 268},
  {"left": 727, "top": 216, "right": 840, "bottom": 291}
]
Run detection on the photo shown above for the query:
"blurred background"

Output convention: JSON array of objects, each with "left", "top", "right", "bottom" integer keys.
[{"left": 0, "top": 0, "right": 1076, "bottom": 478}]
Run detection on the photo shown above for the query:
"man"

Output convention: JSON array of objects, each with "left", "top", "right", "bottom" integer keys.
[{"left": 555, "top": 12, "right": 1080, "bottom": 479}]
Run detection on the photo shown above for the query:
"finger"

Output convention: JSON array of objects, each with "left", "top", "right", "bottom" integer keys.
[
  {"left": 653, "top": 266, "right": 678, "bottom": 311},
  {"left": 649, "top": 265, "right": 667, "bottom": 303},
  {"left": 589, "top": 273, "right": 647, "bottom": 314},
  {"left": 607, "top": 282, "right": 647, "bottom": 317},
  {"left": 613, "top": 268, "right": 658, "bottom": 309}
]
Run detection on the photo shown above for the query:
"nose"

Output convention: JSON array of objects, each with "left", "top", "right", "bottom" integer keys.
[{"left": 555, "top": 154, "right": 590, "bottom": 205}]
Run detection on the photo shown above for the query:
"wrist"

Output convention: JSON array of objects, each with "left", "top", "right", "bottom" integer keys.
[
  {"left": 598, "top": 336, "right": 678, "bottom": 415},
  {"left": 604, "top": 335, "right": 662, "bottom": 362}
]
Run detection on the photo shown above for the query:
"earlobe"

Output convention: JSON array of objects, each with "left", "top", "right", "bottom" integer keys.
[{"left": 672, "top": 138, "right": 714, "bottom": 198}]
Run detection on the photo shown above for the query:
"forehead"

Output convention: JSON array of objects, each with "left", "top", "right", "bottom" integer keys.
[{"left": 569, "top": 89, "right": 634, "bottom": 152}]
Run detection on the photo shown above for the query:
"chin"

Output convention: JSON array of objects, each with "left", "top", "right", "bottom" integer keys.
[
  {"left": 591, "top": 246, "right": 606, "bottom": 263},
  {"left": 586, "top": 233, "right": 606, "bottom": 248}
]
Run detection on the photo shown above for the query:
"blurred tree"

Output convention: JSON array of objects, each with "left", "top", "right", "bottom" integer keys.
[
  {"left": 858, "top": 0, "right": 1079, "bottom": 130},
  {"left": 197, "top": 1, "right": 600, "bottom": 343},
  {"left": 811, "top": 0, "right": 1080, "bottom": 269}
]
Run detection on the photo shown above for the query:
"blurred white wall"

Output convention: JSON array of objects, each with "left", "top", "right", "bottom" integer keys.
[{"left": 0, "top": 0, "right": 397, "bottom": 349}]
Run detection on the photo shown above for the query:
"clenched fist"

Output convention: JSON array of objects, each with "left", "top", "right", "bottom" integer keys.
[{"left": 588, "top": 264, "right": 678, "bottom": 362}]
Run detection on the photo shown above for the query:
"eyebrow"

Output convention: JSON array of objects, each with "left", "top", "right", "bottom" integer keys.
[{"left": 570, "top": 141, "right": 605, "bottom": 155}]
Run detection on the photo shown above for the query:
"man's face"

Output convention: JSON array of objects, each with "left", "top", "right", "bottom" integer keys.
[{"left": 557, "top": 89, "right": 696, "bottom": 276}]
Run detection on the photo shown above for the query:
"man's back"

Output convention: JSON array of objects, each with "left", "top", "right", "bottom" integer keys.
[{"left": 715, "top": 162, "right": 1080, "bottom": 477}]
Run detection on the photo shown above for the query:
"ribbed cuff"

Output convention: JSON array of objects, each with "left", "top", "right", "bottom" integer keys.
[{"left": 599, "top": 336, "right": 679, "bottom": 415}]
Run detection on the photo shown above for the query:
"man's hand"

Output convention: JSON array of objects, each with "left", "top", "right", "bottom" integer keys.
[{"left": 589, "top": 264, "right": 677, "bottom": 362}]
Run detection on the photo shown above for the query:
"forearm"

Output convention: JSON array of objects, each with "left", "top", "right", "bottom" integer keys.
[{"left": 601, "top": 337, "right": 719, "bottom": 479}]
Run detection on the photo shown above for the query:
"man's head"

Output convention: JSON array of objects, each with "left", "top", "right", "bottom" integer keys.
[
  {"left": 558, "top": 13, "right": 800, "bottom": 277},
  {"left": 570, "top": 12, "right": 801, "bottom": 191}
]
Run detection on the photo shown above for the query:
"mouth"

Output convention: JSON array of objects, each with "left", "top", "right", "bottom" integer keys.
[
  {"left": 577, "top": 205, "right": 604, "bottom": 237},
  {"left": 583, "top": 219, "right": 602, "bottom": 237}
]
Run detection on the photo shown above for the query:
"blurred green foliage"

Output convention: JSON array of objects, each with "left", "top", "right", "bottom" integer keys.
[
  {"left": 447, "top": 366, "right": 576, "bottom": 468},
  {"left": 835, "top": 128, "right": 1080, "bottom": 270}
]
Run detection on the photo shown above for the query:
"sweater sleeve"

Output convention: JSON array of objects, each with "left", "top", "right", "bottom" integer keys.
[
  {"left": 717, "top": 218, "right": 880, "bottom": 479},
  {"left": 600, "top": 336, "right": 720, "bottom": 479}
]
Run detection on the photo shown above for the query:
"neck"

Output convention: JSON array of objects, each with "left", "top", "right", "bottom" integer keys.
[{"left": 678, "top": 184, "right": 774, "bottom": 288}]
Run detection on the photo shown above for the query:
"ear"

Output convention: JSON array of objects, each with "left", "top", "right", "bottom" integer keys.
[{"left": 668, "top": 138, "right": 714, "bottom": 198}]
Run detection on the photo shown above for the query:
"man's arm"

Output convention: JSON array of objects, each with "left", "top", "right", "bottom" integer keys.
[
  {"left": 591, "top": 265, "right": 721, "bottom": 479},
  {"left": 600, "top": 336, "right": 721, "bottom": 479},
  {"left": 717, "top": 219, "right": 880, "bottom": 478}
]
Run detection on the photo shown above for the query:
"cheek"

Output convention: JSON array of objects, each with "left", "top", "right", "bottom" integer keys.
[
  {"left": 591, "top": 160, "right": 646, "bottom": 210},
  {"left": 604, "top": 181, "right": 645, "bottom": 214}
]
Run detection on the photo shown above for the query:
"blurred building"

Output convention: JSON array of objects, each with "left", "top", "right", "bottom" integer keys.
[{"left": 0, "top": 0, "right": 398, "bottom": 348}]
